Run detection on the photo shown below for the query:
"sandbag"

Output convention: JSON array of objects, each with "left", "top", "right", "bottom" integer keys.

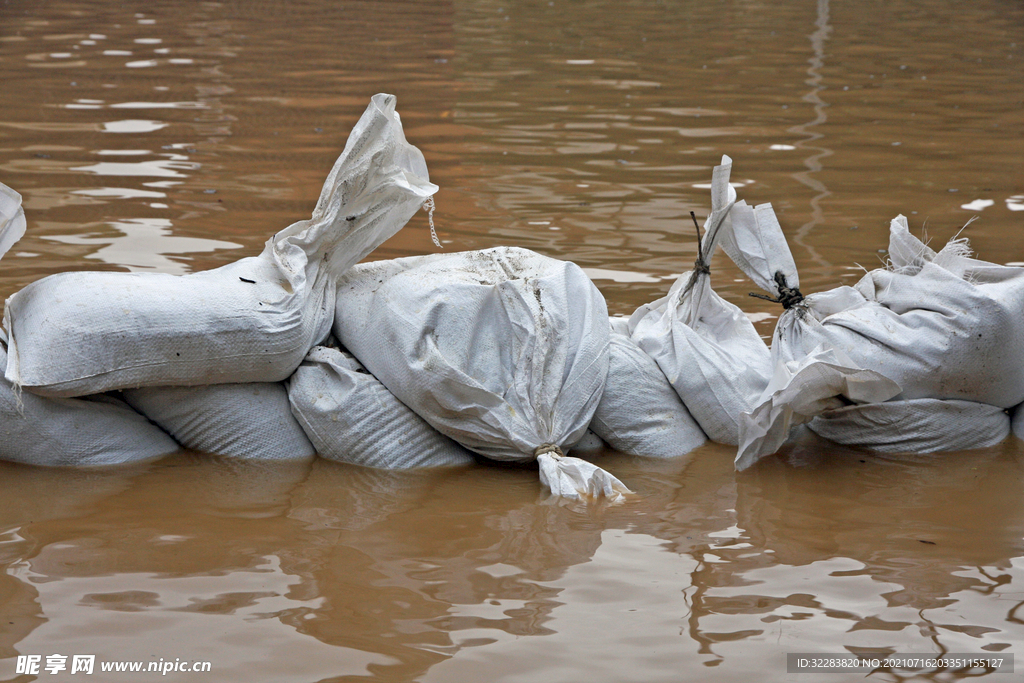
[
  {"left": 735, "top": 214, "right": 1024, "bottom": 468},
  {"left": 123, "top": 383, "right": 316, "bottom": 460},
  {"left": 287, "top": 344, "right": 476, "bottom": 468},
  {"left": 809, "top": 398, "right": 1010, "bottom": 454},
  {"left": 0, "top": 335, "right": 180, "bottom": 466},
  {"left": 1014, "top": 404, "right": 1024, "bottom": 441},
  {"left": 772, "top": 219, "right": 1024, "bottom": 408},
  {"left": 334, "top": 246, "right": 629, "bottom": 502},
  {"left": 627, "top": 156, "right": 773, "bottom": 445},
  {"left": 3, "top": 93, "right": 437, "bottom": 397},
  {"left": 590, "top": 328, "right": 707, "bottom": 458}
]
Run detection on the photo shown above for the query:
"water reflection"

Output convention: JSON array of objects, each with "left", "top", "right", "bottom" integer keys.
[
  {"left": 0, "top": 445, "right": 1017, "bottom": 680},
  {"left": 788, "top": 0, "right": 834, "bottom": 271},
  {"left": 41, "top": 217, "right": 240, "bottom": 274}
]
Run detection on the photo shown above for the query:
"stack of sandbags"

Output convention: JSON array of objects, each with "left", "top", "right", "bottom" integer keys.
[
  {"left": 734, "top": 213, "right": 1023, "bottom": 468},
  {"left": 0, "top": 184, "right": 180, "bottom": 466},
  {"left": 288, "top": 343, "right": 476, "bottom": 468},
  {"left": 2, "top": 93, "right": 437, "bottom": 464},
  {"left": 3, "top": 93, "right": 436, "bottom": 398},
  {"left": 334, "top": 246, "right": 630, "bottom": 502}
]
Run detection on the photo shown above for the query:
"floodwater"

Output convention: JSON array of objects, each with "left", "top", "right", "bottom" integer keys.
[{"left": 1, "top": 0, "right": 1023, "bottom": 681}]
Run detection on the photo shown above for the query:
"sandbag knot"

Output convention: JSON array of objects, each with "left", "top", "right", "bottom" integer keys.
[
  {"left": 749, "top": 271, "right": 805, "bottom": 309},
  {"left": 534, "top": 443, "right": 564, "bottom": 460}
]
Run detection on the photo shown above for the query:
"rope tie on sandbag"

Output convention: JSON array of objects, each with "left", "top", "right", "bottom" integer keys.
[
  {"left": 681, "top": 208, "right": 729, "bottom": 298},
  {"left": 749, "top": 271, "right": 805, "bottom": 309},
  {"left": 534, "top": 443, "right": 564, "bottom": 460}
]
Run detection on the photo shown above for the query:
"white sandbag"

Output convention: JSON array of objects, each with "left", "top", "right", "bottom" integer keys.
[
  {"left": 334, "top": 246, "right": 629, "bottom": 502},
  {"left": 3, "top": 93, "right": 437, "bottom": 397},
  {"left": 773, "top": 218, "right": 1024, "bottom": 408},
  {"left": 733, "top": 211, "right": 1024, "bottom": 469},
  {"left": 0, "top": 334, "right": 180, "bottom": 466},
  {"left": 809, "top": 398, "right": 1010, "bottom": 454},
  {"left": 628, "top": 155, "right": 772, "bottom": 445},
  {"left": 1013, "top": 404, "right": 1024, "bottom": 441},
  {"left": 590, "top": 329, "right": 707, "bottom": 458},
  {"left": 123, "top": 383, "right": 316, "bottom": 460},
  {"left": 287, "top": 344, "right": 476, "bottom": 468}
]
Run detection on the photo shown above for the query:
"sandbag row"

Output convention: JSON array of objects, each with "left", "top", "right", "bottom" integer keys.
[{"left": 3, "top": 128, "right": 1020, "bottom": 489}]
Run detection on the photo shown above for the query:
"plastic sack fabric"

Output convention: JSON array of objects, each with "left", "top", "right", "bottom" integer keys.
[
  {"left": 123, "top": 383, "right": 316, "bottom": 460},
  {"left": 287, "top": 344, "right": 476, "bottom": 468},
  {"left": 590, "top": 328, "right": 707, "bottom": 458},
  {"left": 1014, "top": 404, "right": 1024, "bottom": 441},
  {"left": 734, "top": 213, "right": 1024, "bottom": 469},
  {"left": 808, "top": 398, "right": 1010, "bottom": 454},
  {"left": 3, "top": 93, "right": 437, "bottom": 397},
  {"left": 627, "top": 156, "right": 772, "bottom": 445},
  {"left": 334, "top": 246, "right": 629, "bottom": 502}
]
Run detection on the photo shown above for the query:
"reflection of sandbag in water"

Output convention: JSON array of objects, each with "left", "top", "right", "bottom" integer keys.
[
  {"left": 809, "top": 399, "right": 1010, "bottom": 454},
  {"left": 627, "top": 156, "right": 772, "bottom": 446},
  {"left": 335, "top": 246, "right": 629, "bottom": 502},
  {"left": 736, "top": 215, "right": 1024, "bottom": 468},
  {"left": 123, "top": 383, "right": 316, "bottom": 460},
  {"left": 590, "top": 327, "right": 706, "bottom": 458},
  {"left": 3, "top": 94, "right": 437, "bottom": 397},
  {"left": 0, "top": 333, "right": 180, "bottom": 467},
  {"left": 287, "top": 344, "right": 476, "bottom": 468}
]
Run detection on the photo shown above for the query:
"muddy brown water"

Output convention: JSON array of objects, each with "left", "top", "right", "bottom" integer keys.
[{"left": 1, "top": 1, "right": 1023, "bottom": 681}]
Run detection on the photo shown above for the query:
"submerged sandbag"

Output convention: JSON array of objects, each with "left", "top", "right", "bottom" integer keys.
[
  {"left": 123, "top": 383, "right": 316, "bottom": 460},
  {"left": 334, "top": 246, "right": 628, "bottom": 502},
  {"left": 590, "top": 328, "right": 707, "bottom": 458},
  {"left": 809, "top": 399, "right": 1010, "bottom": 454},
  {"left": 627, "top": 156, "right": 772, "bottom": 445},
  {"left": 3, "top": 94, "right": 437, "bottom": 397},
  {"left": 287, "top": 344, "right": 476, "bottom": 468},
  {"left": 1, "top": 335, "right": 180, "bottom": 466}
]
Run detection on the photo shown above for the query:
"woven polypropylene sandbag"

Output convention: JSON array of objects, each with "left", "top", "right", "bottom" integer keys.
[
  {"left": 590, "top": 331, "right": 706, "bottom": 458},
  {"left": 809, "top": 399, "right": 1010, "bottom": 453},
  {"left": 3, "top": 94, "right": 437, "bottom": 397},
  {"left": 334, "top": 247, "right": 628, "bottom": 502},
  {"left": 772, "top": 217, "right": 1024, "bottom": 409},
  {"left": 287, "top": 345, "right": 475, "bottom": 468},
  {"left": 123, "top": 383, "right": 316, "bottom": 460},
  {"left": 628, "top": 157, "right": 772, "bottom": 445}
]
